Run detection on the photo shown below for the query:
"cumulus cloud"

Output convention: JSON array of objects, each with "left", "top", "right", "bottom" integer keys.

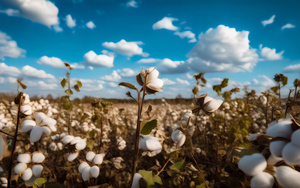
[
  {"left": 0, "top": 0, "right": 59, "bottom": 27},
  {"left": 262, "top": 15, "right": 275, "bottom": 27},
  {"left": 86, "top": 21, "right": 96, "bottom": 29},
  {"left": 37, "top": 56, "right": 84, "bottom": 69},
  {"left": 252, "top": 75, "right": 275, "bottom": 87},
  {"left": 36, "top": 81, "right": 57, "bottom": 90},
  {"left": 161, "top": 78, "right": 176, "bottom": 86},
  {"left": 0, "top": 31, "right": 26, "bottom": 60},
  {"left": 53, "top": 25, "right": 63, "bottom": 32},
  {"left": 137, "top": 58, "right": 159, "bottom": 64},
  {"left": 282, "top": 23, "right": 296, "bottom": 30},
  {"left": 65, "top": 14, "right": 76, "bottom": 28},
  {"left": 102, "top": 39, "right": 149, "bottom": 57},
  {"left": 283, "top": 64, "right": 300, "bottom": 72},
  {"left": 152, "top": 17, "right": 179, "bottom": 31},
  {"left": 186, "top": 73, "right": 193, "bottom": 79},
  {"left": 186, "top": 25, "right": 258, "bottom": 73},
  {"left": 176, "top": 78, "right": 190, "bottom": 85},
  {"left": 101, "top": 70, "right": 121, "bottom": 82},
  {"left": 174, "top": 31, "right": 196, "bottom": 43},
  {"left": 126, "top": 0, "right": 138, "bottom": 8},
  {"left": 117, "top": 68, "right": 136, "bottom": 77},
  {"left": 259, "top": 45, "right": 284, "bottom": 60},
  {"left": 0, "top": 62, "right": 21, "bottom": 76},
  {"left": 21, "top": 65, "right": 55, "bottom": 79},
  {"left": 83, "top": 51, "right": 114, "bottom": 68},
  {"left": 158, "top": 58, "right": 189, "bottom": 74},
  {"left": 109, "top": 82, "right": 118, "bottom": 87}
]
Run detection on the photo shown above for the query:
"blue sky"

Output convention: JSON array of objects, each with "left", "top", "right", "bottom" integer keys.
[{"left": 0, "top": 0, "right": 299, "bottom": 99}]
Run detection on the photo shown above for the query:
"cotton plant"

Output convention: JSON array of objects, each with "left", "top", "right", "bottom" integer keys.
[
  {"left": 78, "top": 151, "right": 105, "bottom": 181},
  {"left": 14, "top": 152, "right": 45, "bottom": 182},
  {"left": 59, "top": 134, "right": 87, "bottom": 161}
]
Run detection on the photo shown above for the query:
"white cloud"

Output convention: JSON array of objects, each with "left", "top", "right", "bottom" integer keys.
[
  {"left": 65, "top": 14, "right": 76, "bottom": 28},
  {"left": 262, "top": 15, "right": 275, "bottom": 27},
  {"left": 174, "top": 31, "right": 196, "bottom": 43},
  {"left": 176, "top": 78, "right": 190, "bottom": 85},
  {"left": 117, "top": 68, "right": 136, "bottom": 77},
  {"left": 102, "top": 39, "right": 149, "bottom": 57},
  {"left": 259, "top": 45, "right": 284, "bottom": 60},
  {"left": 0, "top": 8, "right": 20, "bottom": 16},
  {"left": 7, "top": 77, "right": 17, "bottom": 84},
  {"left": 126, "top": 0, "right": 138, "bottom": 8},
  {"left": 282, "top": 23, "right": 296, "bottom": 30},
  {"left": 37, "top": 56, "right": 85, "bottom": 69},
  {"left": 152, "top": 17, "right": 179, "bottom": 31},
  {"left": 86, "top": 21, "right": 96, "bottom": 29},
  {"left": 101, "top": 70, "right": 121, "bottom": 82},
  {"left": 161, "top": 78, "right": 176, "bottom": 86},
  {"left": 186, "top": 25, "right": 258, "bottom": 73},
  {"left": 21, "top": 65, "right": 55, "bottom": 79},
  {"left": 283, "top": 64, "right": 300, "bottom": 72},
  {"left": 186, "top": 73, "right": 193, "bottom": 79},
  {"left": 0, "top": 31, "right": 26, "bottom": 60},
  {"left": 158, "top": 58, "right": 189, "bottom": 74},
  {"left": 137, "top": 58, "right": 159, "bottom": 64},
  {"left": 83, "top": 51, "right": 114, "bottom": 68},
  {"left": 88, "top": 66, "right": 94, "bottom": 70},
  {"left": 0, "top": 0, "right": 59, "bottom": 27},
  {"left": 53, "top": 25, "right": 63, "bottom": 32},
  {"left": 109, "top": 82, "right": 118, "bottom": 87},
  {"left": 252, "top": 75, "right": 275, "bottom": 87},
  {"left": 0, "top": 62, "right": 21, "bottom": 76},
  {"left": 37, "top": 81, "right": 57, "bottom": 90}
]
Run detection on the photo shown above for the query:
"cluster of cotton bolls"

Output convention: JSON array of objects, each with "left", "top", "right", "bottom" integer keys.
[
  {"left": 0, "top": 112, "right": 14, "bottom": 130},
  {"left": 30, "top": 99, "right": 59, "bottom": 117},
  {"left": 59, "top": 134, "right": 87, "bottom": 161},
  {"left": 80, "top": 122, "right": 100, "bottom": 133},
  {"left": 78, "top": 151, "right": 105, "bottom": 181},
  {"left": 117, "top": 137, "right": 126, "bottom": 150},
  {"left": 139, "top": 134, "right": 162, "bottom": 157},
  {"left": 14, "top": 152, "right": 45, "bottom": 182},
  {"left": 20, "top": 93, "right": 32, "bottom": 116},
  {"left": 112, "top": 157, "right": 124, "bottom": 169},
  {"left": 21, "top": 112, "right": 57, "bottom": 143},
  {"left": 239, "top": 116, "right": 300, "bottom": 187}
]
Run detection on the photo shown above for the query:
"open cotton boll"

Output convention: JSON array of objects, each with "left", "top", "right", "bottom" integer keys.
[
  {"left": 14, "top": 163, "right": 27, "bottom": 175},
  {"left": 40, "top": 118, "right": 57, "bottom": 132},
  {"left": 21, "top": 105, "right": 32, "bottom": 116},
  {"left": 275, "top": 166, "right": 300, "bottom": 187},
  {"left": 90, "top": 166, "right": 100, "bottom": 178},
  {"left": 32, "top": 165, "right": 43, "bottom": 177},
  {"left": 67, "top": 152, "right": 79, "bottom": 161},
  {"left": 30, "top": 126, "right": 44, "bottom": 143},
  {"left": 282, "top": 142, "right": 300, "bottom": 165},
  {"left": 23, "top": 93, "right": 30, "bottom": 104},
  {"left": 269, "top": 141, "right": 288, "bottom": 158},
  {"left": 250, "top": 172, "right": 274, "bottom": 188},
  {"left": 266, "top": 118, "right": 293, "bottom": 139},
  {"left": 75, "top": 139, "right": 86, "bottom": 150},
  {"left": 21, "top": 120, "right": 36, "bottom": 133},
  {"left": 238, "top": 153, "right": 267, "bottom": 176},
  {"left": 82, "top": 166, "right": 91, "bottom": 181},
  {"left": 34, "top": 113, "right": 47, "bottom": 124},
  {"left": 70, "top": 137, "right": 82, "bottom": 145},
  {"left": 62, "top": 135, "right": 74, "bottom": 145},
  {"left": 42, "top": 127, "right": 51, "bottom": 136},
  {"left": 32, "top": 152, "right": 45, "bottom": 163},
  {"left": 0, "top": 177, "right": 7, "bottom": 184},
  {"left": 131, "top": 173, "right": 143, "bottom": 188},
  {"left": 57, "top": 142, "right": 63, "bottom": 150},
  {"left": 17, "top": 153, "right": 31, "bottom": 163},
  {"left": 139, "top": 135, "right": 162, "bottom": 156},
  {"left": 86, "top": 151, "right": 96, "bottom": 162},
  {"left": 204, "top": 99, "right": 223, "bottom": 113},
  {"left": 291, "top": 129, "right": 300, "bottom": 147},
  {"left": 171, "top": 130, "right": 186, "bottom": 147},
  {"left": 267, "top": 154, "right": 282, "bottom": 166},
  {"left": 93, "top": 154, "right": 105, "bottom": 164},
  {"left": 22, "top": 168, "right": 33, "bottom": 181},
  {"left": 78, "top": 162, "right": 89, "bottom": 174},
  {"left": 203, "top": 95, "right": 214, "bottom": 105}
]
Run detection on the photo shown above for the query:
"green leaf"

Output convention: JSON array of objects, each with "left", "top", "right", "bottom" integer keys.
[
  {"left": 17, "top": 80, "right": 27, "bottom": 90},
  {"left": 119, "top": 82, "right": 137, "bottom": 90},
  {"left": 61, "top": 96, "right": 68, "bottom": 103},
  {"left": 26, "top": 178, "right": 47, "bottom": 188},
  {"left": 74, "top": 84, "right": 80, "bottom": 92},
  {"left": 140, "top": 119, "right": 157, "bottom": 135},
  {"left": 138, "top": 170, "right": 162, "bottom": 187},
  {"left": 271, "top": 86, "right": 279, "bottom": 94},
  {"left": 65, "top": 89, "right": 73, "bottom": 96},
  {"left": 64, "top": 101, "right": 73, "bottom": 110},
  {"left": 76, "top": 80, "right": 82, "bottom": 88},
  {"left": 170, "top": 159, "right": 185, "bottom": 172},
  {"left": 61, "top": 78, "right": 67, "bottom": 88}
]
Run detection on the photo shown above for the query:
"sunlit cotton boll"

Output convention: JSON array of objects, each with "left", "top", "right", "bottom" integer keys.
[
  {"left": 269, "top": 141, "right": 288, "bottom": 158},
  {"left": 82, "top": 166, "right": 91, "bottom": 181},
  {"left": 21, "top": 120, "right": 36, "bottom": 133},
  {"left": 282, "top": 142, "right": 300, "bottom": 165},
  {"left": 93, "top": 154, "right": 105, "bottom": 164},
  {"left": 21, "top": 105, "right": 32, "bottom": 116},
  {"left": 238, "top": 153, "right": 267, "bottom": 176},
  {"left": 30, "top": 126, "right": 44, "bottom": 143},
  {"left": 32, "top": 152, "right": 45, "bottom": 163},
  {"left": 250, "top": 172, "right": 274, "bottom": 188},
  {"left": 14, "top": 163, "right": 27, "bottom": 175},
  {"left": 112, "top": 157, "right": 124, "bottom": 169},
  {"left": 22, "top": 168, "right": 33, "bottom": 181},
  {"left": 275, "top": 166, "right": 300, "bottom": 187},
  {"left": 90, "top": 166, "right": 100, "bottom": 178},
  {"left": 86, "top": 151, "right": 96, "bottom": 162},
  {"left": 137, "top": 67, "right": 163, "bottom": 94},
  {"left": 0, "top": 177, "right": 7, "bottom": 187},
  {"left": 17, "top": 153, "right": 31, "bottom": 163},
  {"left": 266, "top": 117, "right": 293, "bottom": 139},
  {"left": 139, "top": 135, "right": 162, "bottom": 157},
  {"left": 291, "top": 129, "right": 300, "bottom": 147},
  {"left": 67, "top": 152, "right": 79, "bottom": 161},
  {"left": 33, "top": 113, "right": 47, "bottom": 124},
  {"left": 78, "top": 162, "right": 89, "bottom": 174},
  {"left": 131, "top": 173, "right": 143, "bottom": 188},
  {"left": 171, "top": 130, "right": 186, "bottom": 147},
  {"left": 32, "top": 165, "right": 43, "bottom": 177}
]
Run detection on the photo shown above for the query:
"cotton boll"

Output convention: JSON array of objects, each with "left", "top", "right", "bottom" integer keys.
[
  {"left": 282, "top": 142, "right": 300, "bottom": 165},
  {"left": 90, "top": 166, "right": 100, "bottom": 178},
  {"left": 86, "top": 151, "right": 96, "bottom": 162},
  {"left": 171, "top": 130, "right": 186, "bottom": 147},
  {"left": 40, "top": 117, "right": 56, "bottom": 132},
  {"left": 34, "top": 113, "right": 47, "bottom": 124},
  {"left": 131, "top": 173, "right": 143, "bottom": 188},
  {"left": 269, "top": 141, "right": 288, "bottom": 158},
  {"left": 67, "top": 152, "right": 79, "bottom": 161},
  {"left": 204, "top": 99, "right": 223, "bottom": 113},
  {"left": 17, "top": 153, "right": 31, "bottom": 163},
  {"left": 139, "top": 135, "right": 162, "bottom": 156},
  {"left": 266, "top": 118, "right": 293, "bottom": 139},
  {"left": 21, "top": 105, "right": 32, "bottom": 116},
  {"left": 23, "top": 93, "right": 30, "bottom": 104},
  {"left": 22, "top": 168, "right": 33, "bottom": 181},
  {"left": 32, "top": 165, "right": 43, "bottom": 177},
  {"left": 75, "top": 139, "right": 86, "bottom": 150},
  {"left": 82, "top": 166, "right": 91, "bottom": 181},
  {"left": 275, "top": 166, "right": 300, "bottom": 187},
  {"left": 118, "top": 140, "right": 126, "bottom": 150},
  {"left": 61, "top": 135, "right": 74, "bottom": 145},
  {"left": 32, "top": 152, "right": 45, "bottom": 163},
  {"left": 93, "top": 154, "right": 105, "bottom": 164},
  {"left": 30, "top": 126, "right": 44, "bottom": 143},
  {"left": 78, "top": 162, "right": 89, "bottom": 174},
  {"left": 57, "top": 142, "right": 63, "bottom": 150},
  {"left": 267, "top": 154, "right": 282, "bottom": 166},
  {"left": 291, "top": 129, "right": 300, "bottom": 147},
  {"left": 250, "top": 172, "right": 274, "bottom": 188},
  {"left": 70, "top": 137, "right": 82, "bottom": 145},
  {"left": 14, "top": 163, "right": 27, "bottom": 174},
  {"left": 238, "top": 153, "right": 267, "bottom": 176},
  {"left": 42, "top": 126, "right": 51, "bottom": 136},
  {"left": 21, "top": 120, "right": 36, "bottom": 133}
]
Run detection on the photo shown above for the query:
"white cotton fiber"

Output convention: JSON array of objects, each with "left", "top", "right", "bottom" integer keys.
[
  {"left": 250, "top": 172, "right": 274, "bottom": 188},
  {"left": 275, "top": 166, "right": 300, "bottom": 187},
  {"left": 238, "top": 153, "right": 267, "bottom": 176}
]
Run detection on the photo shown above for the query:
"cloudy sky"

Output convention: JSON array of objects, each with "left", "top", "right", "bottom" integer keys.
[{"left": 0, "top": 0, "right": 299, "bottom": 99}]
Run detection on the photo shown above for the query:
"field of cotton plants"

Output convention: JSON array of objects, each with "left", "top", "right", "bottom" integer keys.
[{"left": 0, "top": 65, "right": 300, "bottom": 188}]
